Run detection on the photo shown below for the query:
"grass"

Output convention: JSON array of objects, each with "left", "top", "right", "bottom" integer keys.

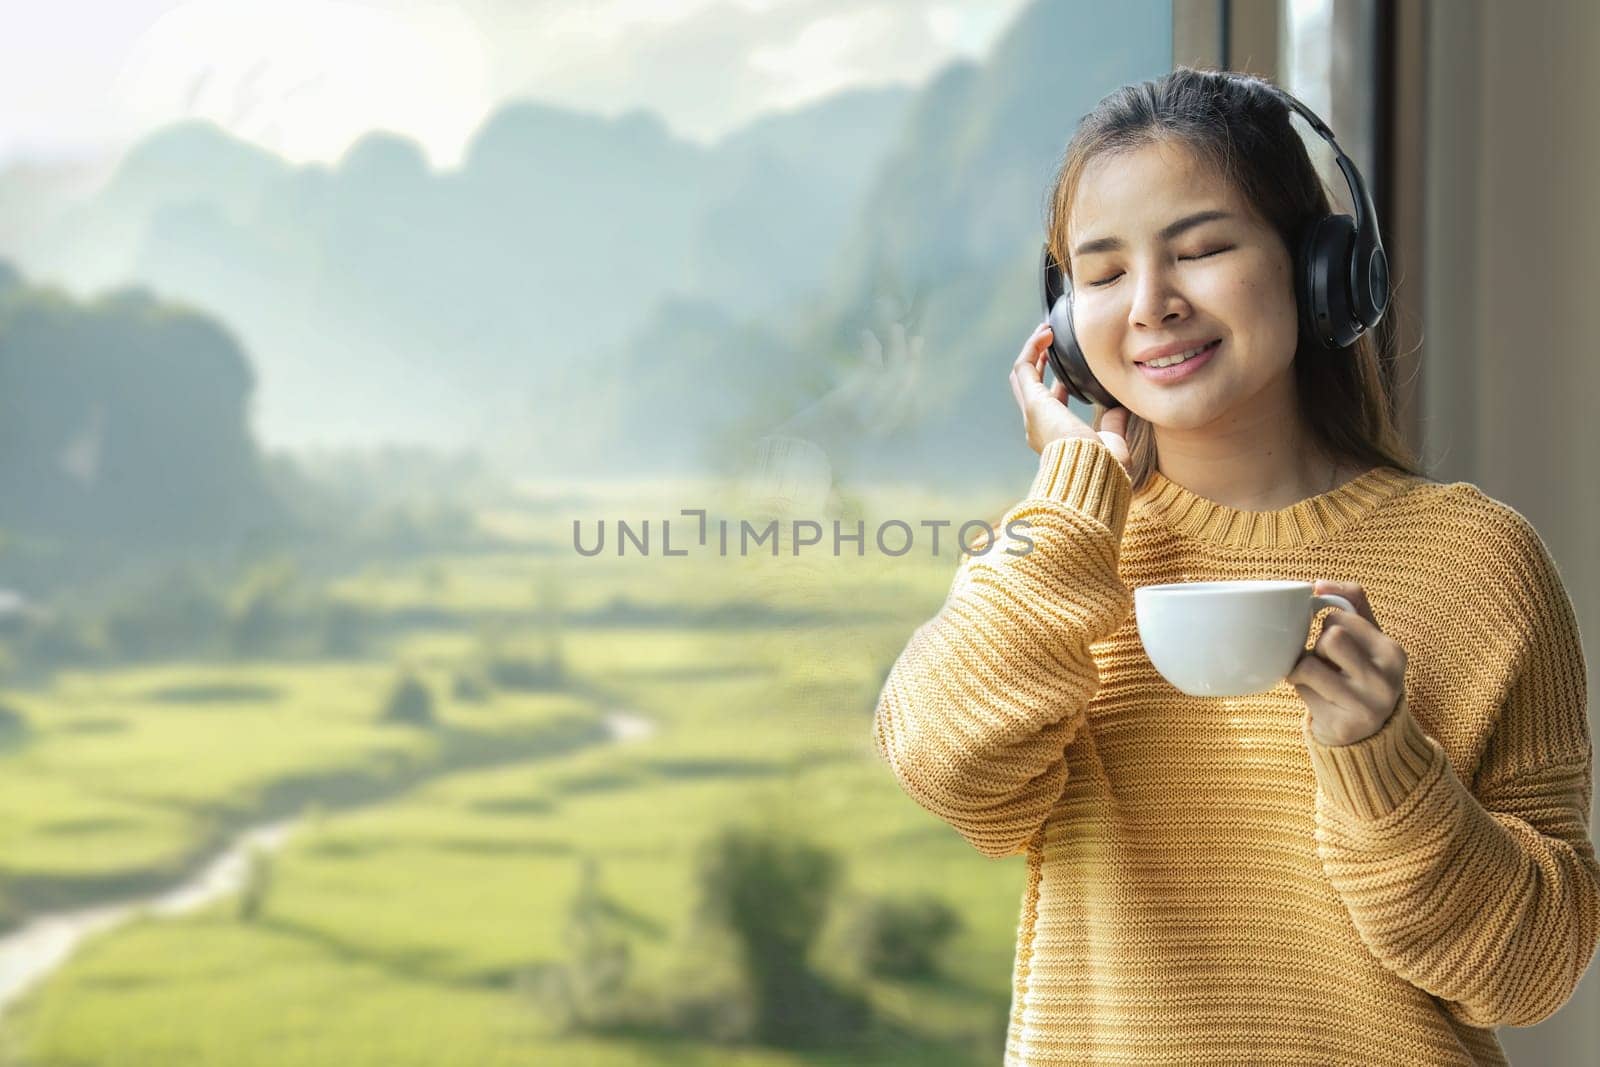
[
  {"left": 1, "top": 477, "right": 1025, "bottom": 1065},
  {"left": 0, "top": 662, "right": 596, "bottom": 905}
]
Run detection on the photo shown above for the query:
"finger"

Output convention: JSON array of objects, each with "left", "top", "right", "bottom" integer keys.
[
  {"left": 1311, "top": 624, "right": 1372, "bottom": 683},
  {"left": 1015, "top": 322, "right": 1051, "bottom": 366},
  {"left": 1014, "top": 339, "right": 1047, "bottom": 385},
  {"left": 1316, "top": 608, "right": 1386, "bottom": 661},
  {"left": 1013, "top": 326, "right": 1055, "bottom": 415},
  {"left": 1098, "top": 406, "right": 1130, "bottom": 437},
  {"left": 1315, "top": 580, "right": 1377, "bottom": 628},
  {"left": 1015, "top": 354, "right": 1044, "bottom": 390},
  {"left": 1315, "top": 628, "right": 1406, "bottom": 715},
  {"left": 1321, "top": 613, "right": 1408, "bottom": 684},
  {"left": 1034, "top": 349, "right": 1056, "bottom": 394},
  {"left": 1050, "top": 379, "right": 1069, "bottom": 405},
  {"left": 1288, "top": 651, "right": 1360, "bottom": 709},
  {"left": 1010, "top": 355, "right": 1036, "bottom": 411},
  {"left": 1018, "top": 371, "right": 1051, "bottom": 404}
]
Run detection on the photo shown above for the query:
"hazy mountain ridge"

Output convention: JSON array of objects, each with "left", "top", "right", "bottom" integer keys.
[
  {"left": 776, "top": 0, "right": 1173, "bottom": 486},
  {"left": 0, "top": 0, "right": 1173, "bottom": 490},
  {"left": 0, "top": 88, "right": 915, "bottom": 463}
]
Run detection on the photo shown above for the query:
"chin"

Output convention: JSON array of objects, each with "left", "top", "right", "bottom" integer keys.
[{"left": 1129, "top": 393, "right": 1229, "bottom": 432}]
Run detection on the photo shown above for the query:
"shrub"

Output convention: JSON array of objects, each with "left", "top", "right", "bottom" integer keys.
[
  {"left": 451, "top": 668, "right": 491, "bottom": 703},
  {"left": 225, "top": 561, "right": 300, "bottom": 657},
  {"left": 101, "top": 565, "right": 226, "bottom": 660},
  {"left": 524, "top": 827, "right": 874, "bottom": 1050},
  {"left": 656, "top": 915, "right": 758, "bottom": 1044},
  {"left": 484, "top": 651, "right": 564, "bottom": 691},
  {"left": 380, "top": 672, "right": 436, "bottom": 727},
  {"left": 236, "top": 846, "right": 274, "bottom": 923},
  {"left": 525, "top": 856, "right": 652, "bottom": 1034},
  {"left": 839, "top": 892, "right": 962, "bottom": 979}
]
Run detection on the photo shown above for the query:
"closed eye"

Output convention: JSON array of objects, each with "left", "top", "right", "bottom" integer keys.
[{"left": 1085, "top": 246, "right": 1233, "bottom": 288}]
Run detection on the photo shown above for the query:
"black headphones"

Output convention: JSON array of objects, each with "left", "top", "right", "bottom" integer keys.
[{"left": 1040, "top": 76, "right": 1390, "bottom": 409}]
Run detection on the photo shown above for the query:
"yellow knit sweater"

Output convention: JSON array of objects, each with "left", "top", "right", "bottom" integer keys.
[{"left": 872, "top": 436, "right": 1598, "bottom": 1066}]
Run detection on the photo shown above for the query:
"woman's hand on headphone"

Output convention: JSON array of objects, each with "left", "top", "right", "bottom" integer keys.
[{"left": 1011, "top": 323, "right": 1131, "bottom": 469}]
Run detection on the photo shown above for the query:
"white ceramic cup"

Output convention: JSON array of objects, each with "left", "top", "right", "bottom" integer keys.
[{"left": 1133, "top": 580, "right": 1356, "bottom": 697}]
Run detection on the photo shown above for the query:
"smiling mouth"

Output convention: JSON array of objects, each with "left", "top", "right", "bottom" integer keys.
[{"left": 1135, "top": 339, "right": 1221, "bottom": 367}]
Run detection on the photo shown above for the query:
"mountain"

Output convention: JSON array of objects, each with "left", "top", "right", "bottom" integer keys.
[
  {"left": 692, "top": 85, "right": 914, "bottom": 316},
  {"left": 0, "top": 88, "right": 914, "bottom": 464},
  {"left": 0, "top": 154, "right": 116, "bottom": 265},
  {"left": 0, "top": 0, "right": 1174, "bottom": 490},
  {"left": 518, "top": 0, "right": 1174, "bottom": 490},
  {"left": 796, "top": 0, "right": 1173, "bottom": 486}
]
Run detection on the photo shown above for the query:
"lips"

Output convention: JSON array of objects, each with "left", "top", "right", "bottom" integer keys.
[
  {"left": 1135, "top": 338, "right": 1221, "bottom": 382},
  {"left": 1135, "top": 338, "right": 1222, "bottom": 366}
]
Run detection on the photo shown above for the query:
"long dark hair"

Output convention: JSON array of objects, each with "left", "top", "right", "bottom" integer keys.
[{"left": 1043, "top": 66, "right": 1427, "bottom": 494}]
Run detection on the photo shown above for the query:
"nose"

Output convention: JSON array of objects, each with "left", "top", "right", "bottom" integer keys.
[{"left": 1129, "top": 265, "right": 1191, "bottom": 329}]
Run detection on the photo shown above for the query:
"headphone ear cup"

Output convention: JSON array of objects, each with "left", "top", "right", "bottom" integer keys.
[
  {"left": 1039, "top": 244, "right": 1122, "bottom": 409},
  {"left": 1353, "top": 242, "right": 1390, "bottom": 328},
  {"left": 1048, "top": 293, "right": 1123, "bottom": 409},
  {"left": 1298, "top": 214, "right": 1360, "bottom": 350},
  {"left": 1045, "top": 292, "right": 1081, "bottom": 389}
]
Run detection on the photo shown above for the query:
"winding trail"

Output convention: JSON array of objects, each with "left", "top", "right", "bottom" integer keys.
[{"left": 0, "top": 709, "right": 656, "bottom": 1019}]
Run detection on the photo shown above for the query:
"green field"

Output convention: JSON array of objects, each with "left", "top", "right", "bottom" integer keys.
[{"left": 0, "top": 479, "right": 1027, "bottom": 1065}]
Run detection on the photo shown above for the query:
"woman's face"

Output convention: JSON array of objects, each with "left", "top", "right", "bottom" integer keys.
[{"left": 1066, "top": 138, "right": 1300, "bottom": 433}]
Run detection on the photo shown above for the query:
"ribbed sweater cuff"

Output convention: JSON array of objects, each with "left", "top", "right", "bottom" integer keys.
[
  {"left": 1027, "top": 437, "right": 1132, "bottom": 535},
  {"left": 1303, "top": 693, "right": 1440, "bottom": 819}
]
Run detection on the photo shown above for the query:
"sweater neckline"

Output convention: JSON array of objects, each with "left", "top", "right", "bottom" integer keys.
[{"left": 1131, "top": 463, "right": 1418, "bottom": 549}]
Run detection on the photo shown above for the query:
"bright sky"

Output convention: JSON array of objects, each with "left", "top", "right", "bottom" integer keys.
[{"left": 0, "top": 0, "right": 1027, "bottom": 171}]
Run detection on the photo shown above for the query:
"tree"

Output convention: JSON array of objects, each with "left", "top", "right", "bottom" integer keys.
[
  {"left": 380, "top": 671, "right": 435, "bottom": 727},
  {"left": 686, "top": 824, "right": 869, "bottom": 1047}
]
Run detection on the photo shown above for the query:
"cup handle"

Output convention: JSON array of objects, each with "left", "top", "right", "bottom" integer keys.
[{"left": 1312, "top": 593, "right": 1356, "bottom": 617}]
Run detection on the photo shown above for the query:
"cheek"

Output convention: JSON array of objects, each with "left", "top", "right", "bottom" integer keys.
[
  {"left": 1209, "top": 270, "right": 1264, "bottom": 309},
  {"left": 1070, "top": 298, "right": 1128, "bottom": 372},
  {"left": 1071, "top": 293, "right": 1122, "bottom": 345},
  {"left": 1213, "top": 263, "right": 1298, "bottom": 340}
]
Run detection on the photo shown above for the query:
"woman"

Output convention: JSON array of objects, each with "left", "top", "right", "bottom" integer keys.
[{"left": 872, "top": 67, "right": 1596, "bottom": 1066}]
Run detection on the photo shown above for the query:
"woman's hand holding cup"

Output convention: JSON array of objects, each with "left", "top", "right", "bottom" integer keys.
[
  {"left": 1133, "top": 580, "right": 1409, "bottom": 748},
  {"left": 1010, "top": 322, "right": 1130, "bottom": 469}
]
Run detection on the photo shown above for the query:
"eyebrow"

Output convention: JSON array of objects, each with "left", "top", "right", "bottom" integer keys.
[{"left": 1072, "top": 209, "right": 1234, "bottom": 258}]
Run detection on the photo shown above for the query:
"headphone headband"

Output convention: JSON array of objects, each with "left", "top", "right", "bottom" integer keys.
[
  {"left": 1268, "top": 85, "right": 1383, "bottom": 277},
  {"left": 1254, "top": 79, "right": 1390, "bottom": 345}
]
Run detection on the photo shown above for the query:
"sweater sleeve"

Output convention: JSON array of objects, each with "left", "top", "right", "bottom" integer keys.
[
  {"left": 1302, "top": 515, "right": 1598, "bottom": 1028},
  {"left": 871, "top": 436, "right": 1133, "bottom": 859}
]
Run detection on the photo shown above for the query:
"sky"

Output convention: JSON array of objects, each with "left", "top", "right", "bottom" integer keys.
[{"left": 0, "top": 0, "right": 1029, "bottom": 172}]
